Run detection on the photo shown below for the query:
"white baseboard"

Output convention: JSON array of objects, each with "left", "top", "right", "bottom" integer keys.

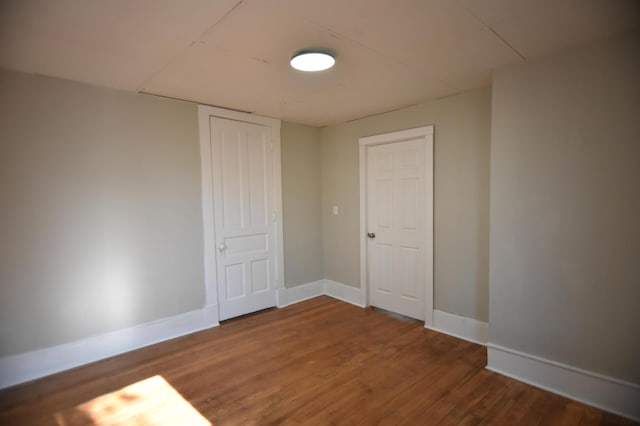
[
  {"left": 276, "top": 287, "right": 287, "bottom": 307},
  {"left": 285, "top": 279, "right": 364, "bottom": 308},
  {"left": 487, "top": 344, "right": 640, "bottom": 422},
  {"left": 285, "top": 280, "right": 325, "bottom": 305},
  {"left": 2, "top": 279, "right": 350, "bottom": 390},
  {"left": 426, "top": 310, "right": 488, "bottom": 345},
  {"left": 0, "top": 305, "right": 220, "bottom": 390},
  {"left": 324, "top": 279, "right": 365, "bottom": 307}
]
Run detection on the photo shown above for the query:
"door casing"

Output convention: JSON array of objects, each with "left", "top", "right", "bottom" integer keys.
[
  {"left": 198, "top": 105, "right": 285, "bottom": 324},
  {"left": 359, "top": 126, "right": 434, "bottom": 326}
]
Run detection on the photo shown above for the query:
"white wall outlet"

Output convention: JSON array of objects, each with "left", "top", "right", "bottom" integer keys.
[{"left": 332, "top": 205, "right": 339, "bottom": 215}]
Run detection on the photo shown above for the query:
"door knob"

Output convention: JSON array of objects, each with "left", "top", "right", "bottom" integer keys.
[
  {"left": 367, "top": 232, "right": 376, "bottom": 239},
  {"left": 218, "top": 243, "right": 226, "bottom": 253}
]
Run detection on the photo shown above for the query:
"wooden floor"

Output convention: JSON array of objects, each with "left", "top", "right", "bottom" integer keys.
[{"left": 0, "top": 296, "right": 635, "bottom": 425}]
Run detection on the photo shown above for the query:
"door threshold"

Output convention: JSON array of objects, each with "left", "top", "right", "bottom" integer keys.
[
  {"left": 372, "top": 307, "right": 422, "bottom": 324},
  {"left": 220, "top": 306, "right": 277, "bottom": 324}
]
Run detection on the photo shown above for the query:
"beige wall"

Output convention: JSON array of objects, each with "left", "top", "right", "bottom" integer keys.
[
  {"left": 281, "top": 122, "right": 323, "bottom": 287},
  {"left": 0, "top": 69, "right": 204, "bottom": 357},
  {"left": 489, "top": 30, "right": 640, "bottom": 382},
  {"left": 320, "top": 87, "right": 491, "bottom": 321}
]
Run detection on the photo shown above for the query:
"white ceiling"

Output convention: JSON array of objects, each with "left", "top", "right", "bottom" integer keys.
[{"left": 1, "top": 0, "right": 638, "bottom": 126}]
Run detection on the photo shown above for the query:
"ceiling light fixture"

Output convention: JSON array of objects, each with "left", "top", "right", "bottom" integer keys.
[{"left": 290, "top": 49, "right": 335, "bottom": 72}]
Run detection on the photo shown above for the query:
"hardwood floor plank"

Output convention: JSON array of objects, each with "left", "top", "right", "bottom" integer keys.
[{"left": 0, "top": 296, "right": 635, "bottom": 426}]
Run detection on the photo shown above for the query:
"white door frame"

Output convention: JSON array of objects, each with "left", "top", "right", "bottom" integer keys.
[
  {"left": 358, "top": 125, "right": 434, "bottom": 326},
  {"left": 198, "top": 105, "right": 286, "bottom": 323}
]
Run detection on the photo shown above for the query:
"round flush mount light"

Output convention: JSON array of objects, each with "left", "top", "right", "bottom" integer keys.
[{"left": 290, "top": 49, "right": 335, "bottom": 72}]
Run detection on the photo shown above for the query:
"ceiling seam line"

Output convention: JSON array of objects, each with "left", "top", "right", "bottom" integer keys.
[
  {"left": 455, "top": 2, "right": 526, "bottom": 62},
  {"left": 487, "top": 27, "right": 526, "bottom": 61},
  {"left": 135, "top": 0, "right": 246, "bottom": 93},
  {"left": 321, "top": 27, "right": 458, "bottom": 90}
]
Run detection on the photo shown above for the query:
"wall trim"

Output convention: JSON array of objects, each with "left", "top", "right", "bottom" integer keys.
[
  {"left": 2, "top": 278, "right": 359, "bottom": 390},
  {"left": 0, "top": 306, "right": 219, "bottom": 390},
  {"left": 285, "top": 280, "right": 325, "bottom": 305},
  {"left": 324, "top": 279, "right": 365, "bottom": 307},
  {"left": 487, "top": 344, "right": 640, "bottom": 422},
  {"left": 1, "top": 280, "right": 490, "bottom": 392},
  {"left": 285, "top": 279, "right": 365, "bottom": 308},
  {"left": 426, "top": 310, "right": 488, "bottom": 345},
  {"left": 276, "top": 288, "right": 288, "bottom": 307}
]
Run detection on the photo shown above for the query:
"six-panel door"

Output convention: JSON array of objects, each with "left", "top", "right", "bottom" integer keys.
[{"left": 367, "top": 139, "right": 426, "bottom": 320}]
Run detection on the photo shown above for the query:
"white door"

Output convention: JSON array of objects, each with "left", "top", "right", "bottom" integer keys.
[
  {"left": 210, "top": 117, "right": 276, "bottom": 320},
  {"left": 366, "top": 138, "right": 428, "bottom": 320}
]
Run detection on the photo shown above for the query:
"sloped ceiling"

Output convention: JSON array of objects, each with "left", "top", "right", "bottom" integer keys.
[{"left": 1, "top": 0, "right": 638, "bottom": 126}]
